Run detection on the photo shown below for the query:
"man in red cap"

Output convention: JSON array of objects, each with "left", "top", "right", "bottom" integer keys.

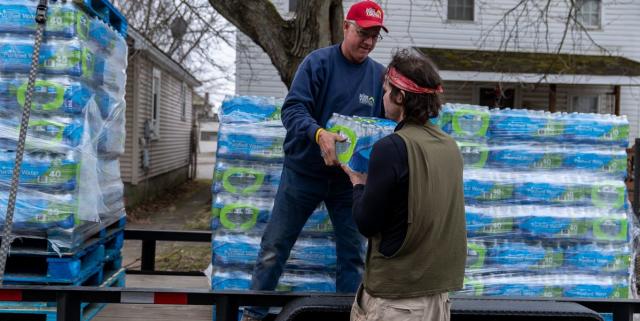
[{"left": 241, "top": 1, "right": 388, "bottom": 321}]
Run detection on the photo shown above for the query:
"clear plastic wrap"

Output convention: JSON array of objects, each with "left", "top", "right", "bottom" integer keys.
[
  {"left": 0, "top": 1, "right": 127, "bottom": 251},
  {"left": 326, "top": 113, "right": 396, "bottom": 173}
]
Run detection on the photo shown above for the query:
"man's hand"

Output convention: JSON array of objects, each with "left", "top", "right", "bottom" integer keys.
[
  {"left": 341, "top": 164, "right": 367, "bottom": 186},
  {"left": 317, "top": 129, "right": 346, "bottom": 166}
]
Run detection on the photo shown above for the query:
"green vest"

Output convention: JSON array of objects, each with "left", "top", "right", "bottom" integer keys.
[{"left": 363, "top": 122, "right": 467, "bottom": 298}]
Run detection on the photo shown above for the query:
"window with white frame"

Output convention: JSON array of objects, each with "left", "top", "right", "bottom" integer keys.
[
  {"left": 570, "top": 94, "right": 614, "bottom": 114},
  {"left": 151, "top": 68, "right": 161, "bottom": 138},
  {"left": 576, "top": 0, "right": 601, "bottom": 29},
  {"left": 448, "top": 0, "right": 474, "bottom": 21},
  {"left": 181, "top": 82, "right": 187, "bottom": 121}
]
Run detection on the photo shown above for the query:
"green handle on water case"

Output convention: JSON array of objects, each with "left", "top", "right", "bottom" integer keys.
[
  {"left": 452, "top": 109, "right": 489, "bottom": 137},
  {"left": 591, "top": 183, "right": 625, "bottom": 209},
  {"left": 328, "top": 125, "right": 357, "bottom": 163},
  {"left": 17, "top": 80, "right": 65, "bottom": 111},
  {"left": 222, "top": 167, "right": 265, "bottom": 195},
  {"left": 219, "top": 204, "right": 259, "bottom": 231}
]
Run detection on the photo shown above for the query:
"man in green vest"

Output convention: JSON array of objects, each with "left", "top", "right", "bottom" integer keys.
[{"left": 342, "top": 49, "right": 467, "bottom": 321}]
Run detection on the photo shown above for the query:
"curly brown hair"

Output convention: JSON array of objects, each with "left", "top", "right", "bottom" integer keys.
[{"left": 386, "top": 49, "right": 443, "bottom": 125}]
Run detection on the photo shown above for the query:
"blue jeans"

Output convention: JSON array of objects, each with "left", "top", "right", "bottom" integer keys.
[{"left": 243, "top": 166, "right": 365, "bottom": 319}]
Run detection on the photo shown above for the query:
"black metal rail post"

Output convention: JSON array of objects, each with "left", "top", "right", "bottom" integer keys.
[
  {"left": 56, "top": 292, "right": 81, "bottom": 321},
  {"left": 140, "top": 239, "right": 156, "bottom": 271},
  {"left": 215, "top": 295, "right": 239, "bottom": 321},
  {"left": 125, "top": 229, "right": 211, "bottom": 275}
]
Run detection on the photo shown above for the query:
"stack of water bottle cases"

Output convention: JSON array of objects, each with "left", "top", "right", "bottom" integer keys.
[
  {"left": 212, "top": 96, "right": 637, "bottom": 302},
  {"left": 0, "top": 0, "right": 128, "bottom": 319},
  {"left": 211, "top": 96, "right": 395, "bottom": 295},
  {"left": 437, "top": 104, "right": 636, "bottom": 299}
]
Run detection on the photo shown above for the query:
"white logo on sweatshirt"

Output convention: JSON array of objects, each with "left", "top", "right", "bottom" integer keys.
[{"left": 359, "top": 93, "right": 375, "bottom": 107}]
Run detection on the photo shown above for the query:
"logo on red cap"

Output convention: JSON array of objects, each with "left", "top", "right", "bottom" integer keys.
[
  {"left": 346, "top": 1, "right": 388, "bottom": 32},
  {"left": 365, "top": 7, "right": 382, "bottom": 19}
]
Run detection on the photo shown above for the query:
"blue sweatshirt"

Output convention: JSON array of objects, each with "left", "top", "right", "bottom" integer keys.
[{"left": 281, "top": 43, "right": 385, "bottom": 178}]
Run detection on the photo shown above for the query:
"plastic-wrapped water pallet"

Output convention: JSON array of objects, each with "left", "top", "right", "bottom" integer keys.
[{"left": 436, "top": 103, "right": 636, "bottom": 300}]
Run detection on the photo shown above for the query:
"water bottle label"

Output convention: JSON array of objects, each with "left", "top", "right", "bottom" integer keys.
[
  {"left": 490, "top": 149, "right": 563, "bottom": 170},
  {"left": 563, "top": 284, "right": 627, "bottom": 299},
  {"left": 464, "top": 180, "right": 515, "bottom": 202},
  {"left": 518, "top": 216, "right": 584, "bottom": 237},
  {"left": 466, "top": 212, "right": 513, "bottom": 235},
  {"left": 565, "top": 152, "right": 626, "bottom": 177},
  {"left": 565, "top": 121, "right": 629, "bottom": 145}
]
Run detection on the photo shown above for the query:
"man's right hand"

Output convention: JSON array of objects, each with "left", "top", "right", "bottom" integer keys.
[{"left": 317, "top": 129, "right": 346, "bottom": 166}]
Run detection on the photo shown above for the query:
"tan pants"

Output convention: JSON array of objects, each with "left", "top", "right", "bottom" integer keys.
[{"left": 350, "top": 285, "right": 451, "bottom": 321}]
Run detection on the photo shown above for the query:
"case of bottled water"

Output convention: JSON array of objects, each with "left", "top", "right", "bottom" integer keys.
[{"left": 326, "top": 113, "right": 396, "bottom": 173}]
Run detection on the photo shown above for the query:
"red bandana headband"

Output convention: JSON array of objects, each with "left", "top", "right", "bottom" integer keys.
[{"left": 387, "top": 67, "right": 443, "bottom": 94}]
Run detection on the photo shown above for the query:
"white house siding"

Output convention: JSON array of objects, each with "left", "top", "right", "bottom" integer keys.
[
  {"left": 120, "top": 53, "right": 195, "bottom": 184},
  {"left": 236, "top": 0, "right": 640, "bottom": 141},
  {"left": 143, "top": 56, "right": 193, "bottom": 180},
  {"left": 120, "top": 54, "right": 137, "bottom": 183}
]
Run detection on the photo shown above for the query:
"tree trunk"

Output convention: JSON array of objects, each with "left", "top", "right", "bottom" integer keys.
[{"left": 208, "top": 0, "right": 344, "bottom": 89}]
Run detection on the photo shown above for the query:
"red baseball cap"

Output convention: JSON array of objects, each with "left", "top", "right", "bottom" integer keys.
[{"left": 346, "top": 1, "right": 388, "bottom": 32}]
